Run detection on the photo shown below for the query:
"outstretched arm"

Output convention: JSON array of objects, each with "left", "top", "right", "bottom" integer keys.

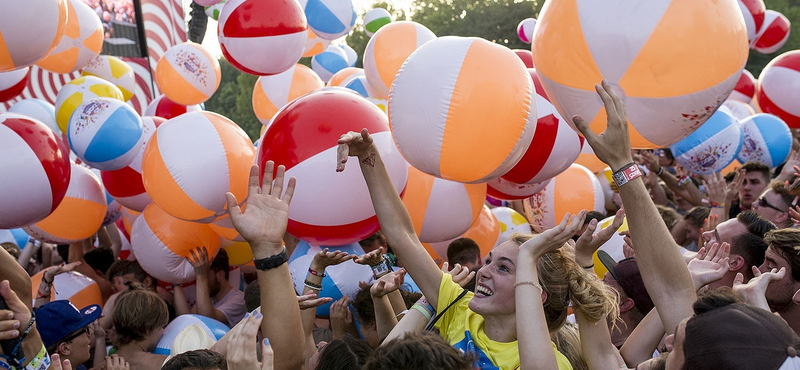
[{"left": 337, "top": 130, "right": 444, "bottom": 308}]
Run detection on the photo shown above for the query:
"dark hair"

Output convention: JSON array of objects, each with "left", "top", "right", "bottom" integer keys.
[
  {"left": 584, "top": 211, "right": 607, "bottom": 225},
  {"left": 56, "top": 244, "right": 70, "bottom": 264},
  {"left": 244, "top": 280, "right": 260, "bottom": 313},
  {"left": 400, "top": 290, "right": 422, "bottom": 309},
  {"left": 740, "top": 161, "right": 771, "bottom": 182},
  {"left": 446, "top": 238, "right": 481, "bottom": 266},
  {"left": 315, "top": 336, "right": 372, "bottom": 370},
  {"left": 354, "top": 285, "right": 376, "bottom": 327},
  {"left": 83, "top": 247, "right": 115, "bottom": 275},
  {"left": 210, "top": 249, "right": 230, "bottom": 280},
  {"left": 106, "top": 260, "right": 150, "bottom": 283},
  {"left": 363, "top": 331, "right": 476, "bottom": 370},
  {"left": 730, "top": 233, "right": 768, "bottom": 279},
  {"left": 732, "top": 211, "right": 776, "bottom": 271},
  {"left": 113, "top": 284, "right": 169, "bottom": 347},
  {"left": 359, "top": 232, "right": 386, "bottom": 249},
  {"left": 764, "top": 229, "right": 800, "bottom": 282},
  {"left": 769, "top": 180, "right": 794, "bottom": 213},
  {"left": 684, "top": 207, "right": 710, "bottom": 229},
  {"left": 655, "top": 205, "right": 681, "bottom": 230},
  {"left": 161, "top": 349, "right": 227, "bottom": 370}
]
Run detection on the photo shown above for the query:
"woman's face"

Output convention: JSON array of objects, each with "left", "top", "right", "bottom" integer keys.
[
  {"left": 664, "top": 318, "right": 688, "bottom": 370},
  {"left": 468, "top": 242, "right": 519, "bottom": 317}
]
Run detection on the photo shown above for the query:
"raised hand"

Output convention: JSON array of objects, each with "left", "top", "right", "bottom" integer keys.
[
  {"left": 441, "top": 262, "right": 476, "bottom": 288},
  {"left": 640, "top": 151, "right": 660, "bottom": 173},
  {"left": 353, "top": 247, "right": 386, "bottom": 266},
  {"left": 297, "top": 292, "right": 333, "bottom": 311},
  {"left": 187, "top": 246, "right": 211, "bottom": 275},
  {"left": 790, "top": 205, "right": 800, "bottom": 227},
  {"left": 702, "top": 172, "right": 727, "bottom": 206},
  {"left": 370, "top": 268, "right": 407, "bottom": 298},
  {"left": 520, "top": 211, "right": 587, "bottom": 260},
  {"left": 687, "top": 242, "right": 731, "bottom": 290},
  {"left": 104, "top": 354, "right": 130, "bottom": 370},
  {"left": 329, "top": 296, "right": 353, "bottom": 339},
  {"left": 733, "top": 266, "right": 786, "bottom": 312},
  {"left": 48, "top": 354, "right": 72, "bottom": 370},
  {"left": 336, "top": 129, "right": 376, "bottom": 172},
  {"left": 42, "top": 261, "right": 82, "bottom": 283},
  {"left": 312, "top": 248, "right": 354, "bottom": 269},
  {"left": 226, "top": 310, "right": 269, "bottom": 370},
  {"left": 226, "top": 162, "right": 296, "bottom": 258},
  {"left": 726, "top": 169, "right": 744, "bottom": 203},
  {"left": 0, "top": 280, "right": 30, "bottom": 343},
  {"left": 575, "top": 209, "right": 625, "bottom": 266},
  {"left": 572, "top": 80, "right": 632, "bottom": 171}
]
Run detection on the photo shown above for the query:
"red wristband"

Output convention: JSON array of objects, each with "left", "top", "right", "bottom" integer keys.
[
  {"left": 612, "top": 163, "right": 643, "bottom": 188},
  {"left": 308, "top": 268, "right": 326, "bottom": 278}
]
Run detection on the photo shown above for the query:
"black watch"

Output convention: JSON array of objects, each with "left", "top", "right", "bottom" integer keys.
[{"left": 253, "top": 248, "right": 289, "bottom": 271}]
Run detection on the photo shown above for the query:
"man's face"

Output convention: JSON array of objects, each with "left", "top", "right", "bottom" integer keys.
[
  {"left": 739, "top": 171, "right": 769, "bottom": 209},
  {"left": 760, "top": 246, "right": 800, "bottom": 312},
  {"left": 702, "top": 219, "right": 747, "bottom": 246},
  {"left": 113, "top": 273, "right": 142, "bottom": 292},
  {"left": 753, "top": 189, "right": 789, "bottom": 226},
  {"left": 207, "top": 270, "right": 222, "bottom": 297}
]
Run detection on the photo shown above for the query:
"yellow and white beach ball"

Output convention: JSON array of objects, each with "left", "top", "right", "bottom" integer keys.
[
  {"left": 82, "top": 55, "right": 136, "bottom": 101},
  {"left": 36, "top": 0, "right": 103, "bottom": 74},
  {"left": 55, "top": 76, "right": 124, "bottom": 133}
]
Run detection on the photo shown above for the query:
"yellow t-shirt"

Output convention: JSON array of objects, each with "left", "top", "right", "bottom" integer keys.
[{"left": 434, "top": 274, "right": 573, "bottom": 370}]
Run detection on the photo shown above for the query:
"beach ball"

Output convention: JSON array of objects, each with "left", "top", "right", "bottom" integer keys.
[
  {"left": 154, "top": 315, "right": 229, "bottom": 355},
  {"left": 117, "top": 227, "right": 134, "bottom": 261},
  {"left": 30, "top": 270, "right": 102, "bottom": 309},
  {"left": 67, "top": 98, "right": 144, "bottom": 171},
  {"left": 155, "top": 43, "right": 221, "bottom": 106},
  {"left": 0, "top": 0, "right": 67, "bottom": 71},
  {"left": 0, "top": 113, "right": 71, "bottom": 229},
  {"left": 205, "top": 0, "right": 227, "bottom": 20},
  {"left": 364, "top": 8, "right": 392, "bottom": 37},
  {"left": 24, "top": 164, "right": 105, "bottom": 243},
  {"left": 575, "top": 144, "right": 607, "bottom": 173},
  {"left": 252, "top": 64, "right": 324, "bottom": 125},
  {"left": 218, "top": 0, "right": 307, "bottom": 76},
  {"left": 514, "top": 50, "right": 533, "bottom": 68},
  {"left": 82, "top": 55, "right": 136, "bottom": 101},
  {"left": 755, "top": 51, "right": 800, "bottom": 128},
  {"left": 195, "top": 0, "right": 224, "bottom": 6},
  {"left": 591, "top": 216, "right": 630, "bottom": 277},
  {"left": 738, "top": 0, "right": 766, "bottom": 44},
  {"left": 144, "top": 94, "right": 202, "bottom": 120},
  {"left": 752, "top": 10, "right": 791, "bottom": 54},
  {"left": 0, "top": 68, "right": 30, "bottom": 102},
  {"left": 424, "top": 205, "right": 499, "bottom": 263},
  {"left": 737, "top": 113, "right": 792, "bottom": 167},
  {"left": 390, "top": 36, "right": 536, "bottom": 183},
  {"left": 119, "top": 207, "right": 140, "bottom": 237},
  {"left": 55, "top": 76, "right": 124, "bottom": 133},
  {"left": 491, "top": 207, "right": 531, "bottom": 247},
  {"left": 304, "top": 0, "right": 356, "bottom": 40},
  {"left": 340, "top": 44, "right": 358, "bottom": 67},
  {"left": 364, "top": 21, "right": 435, "bottom": 98},
  {"left": 532, "top": 0, "right": 749, "bottom": 149},
  {"left": 258, "top": 88, "right": 408, "bottom": 246},
  {"left": 499, "top": 69, "right": 583, "bottom": 186},
  {"left": 487, "top": 177, "right": 550, "bottom": 201},
  {"left": 723, "top": 99, "right": 756, "bottom": 120},
  {"left": 210, "top": 212, "right": 245, "bottom": 242},
  {"left": 8, "top": 99, "right": 58, "bottom": 135},
  {"left": 343, "top": 75, "right": 382, "bottom": 99},
  {"left": 522, "top": 164, "right": 604, "bottom": 229},
  {"left": 312, "top": 45, "right": 350, "bottom": 83},
  {"left": 595, "top": 167, "right": 616, "bottom": 211},
  {"left": 100, "top": 117, "right": 165, "bottom": 212},
  {"left": 0, "top": 229, "right": 30, "bottom": 249},
  {"left": 131, "top": 204, "right": 221, "bottom": 284},
  {"left": 730, "top": 70, "right": 756, "bottom": 104},
  {"left": 142, "top": 111, "right": 255, "bottom": 223},
  {"left": 367, "top": 97, "right": 388, "bottom": 113},
  {"left": 517, "top": 18, "right": 536, "bottom": 44},
  {"left": 288, "top": 241, "right": 373, "bottom": 316},
  {"left": 327, "top": 67, "right": 361, "bottom": 87},
  {"left": 302, "top": 29, "right": 331, "bottom": 58},
  {"left": 36, "top": 0, "right": 103, "bottom": 74},
  {"left": 401, "top": 166, "right": 486, "bottom": 243},
  {"left": 670, "top": 109, "right": 743, "bottom": 175},
  {"left": 220, "top": 239, "right": 252, "bottom": 266}
]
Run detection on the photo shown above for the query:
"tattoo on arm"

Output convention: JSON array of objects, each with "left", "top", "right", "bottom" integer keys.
[{"left": 362, "top": 153, "right": 376, "bottom": 167}]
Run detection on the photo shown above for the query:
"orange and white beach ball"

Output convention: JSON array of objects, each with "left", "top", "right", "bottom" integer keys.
[
  {"left": 142, "top": 111, "right": 255, "bottom": 223},
  {"left": 36, "top": 0, "right": 103, "bottom": 74},
  {"left": 424, "top": 205, "right": 499, "bottom": 264},
  {"left": 130, "top": 203, "right": 221, "bottom": 284},
  {"left": 31, "top": 270, "right": 102, "bottom": 309},
  {"left": 24, "top": 163, "right": 106, "bottom": 243},
  {"left": 302, "top": 29, "right": 330, "bottom": 58},
  {"left": 532, "top": 0, "right": 749, "bottom": 148},
  {"left": 155, "top": 42, "right": 221, "bottom": 106},
  {"left": 523, "top": 164, "right": 604, "bottom": 229},
  {"left": 390, "top": 36, "right": 536, "bottom": 183},
  {"left": 0, "top": 0, "right": 67, "bottom": 72},
  {"left": 327, "top": 67, "right": 362, "bottom": 87},
  {"left": 82, "top": 55, "right": 136, "bottom": 101},
  {"left": 401, "top": 166, "right": 486, "bottom": 243},
  {"left": 363, "top": 21, "right": 435, "bottom": 98},
  {"left": 252, "top": 64, "right": 323, "bottom": 125}
]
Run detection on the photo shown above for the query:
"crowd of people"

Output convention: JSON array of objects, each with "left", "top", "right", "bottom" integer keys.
[{"left": 2, "top": 82, "right": 800, "bottom": 370}]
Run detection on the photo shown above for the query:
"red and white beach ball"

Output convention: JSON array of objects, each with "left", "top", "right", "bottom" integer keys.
[
  {"left": 8, "top": 99, "right": 58, "bottom": 135},
  {"left": 513, "top": 50, "right": 534, "bottom": 68},
  {"left": 67, "top": 98, "right": 144, "bottom": 171},
  {"left": 253, "top": 64, "right": 324, "bottom": 125},
  {"left": 100, "top": 116, "right": 165, "bottom": 212},
  {"left": 516, "top": 18, "right": 536, "bottom": 44},
  {"left": 737, "top": 0, "right": 766, "bottom": 44},
  {"left": 522, "top": 164, "right": 604, "bottom": 229},
  {"left": 82, "top": 55, "right": 136, "bottom": 101},
  {"left": 400, "top": 166, "right": 486, "bottom": 243},
  {"left": 24, "top": 163, "right": 106, "bottom": 243},
  {"left": 363, "top": 21, "right": 436, "bottom": 98},
  {"left": 756, "top": 50, "right": 800, "bottom": 128},
  {"left": 131, "top": 203, "right": 221, "bottom": 284},
  {"left": 0, "top": 0, "right": 67, "bottom": 72},
  {"left": 144, "top": 94, "right": 203, "bottom": 120},
  {"left": 751, "top": 10, "right": 791, "bottom": 54},
  {"left": 532, "top": 0, "right": 749, "bottom": 148},
  {"left": 257, "top": 88, "right": 408, "bottom": 246},
  {"left": 0, "top": 68, "right": 30, "bottom": 102},
  {"left": 486, "top": 177, "right": 550, "bottom": 201},
  {"left": 218, "top": 0, "right": 307, "bottom": 76},
  {"left": 0, "top": 113, "right": 71, "bottom": 229},
  {"left": 142, "top": 111, "right": 255, "bottom": 223},
  {"left": 36, "top": 0, "right": 103, "bottom": 74},
  {"left": 390, "top": 36, "right": 536, "bottom": 183},
  {"left": 156, "top": 43, "right": 221, "bottom": 106},
  {"left": 730, "top": 69, "right": 756, "bottom": 104}
]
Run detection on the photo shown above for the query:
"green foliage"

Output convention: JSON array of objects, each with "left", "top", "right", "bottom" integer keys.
[
  {"left": 346, "top": 1, "right": 409, "bottom": 68},
  {"left": 747, "top": 0, "right": 800, "bottom": 77},
  {"left": 203, "top": 59, "right": 261, "bottom": 141}
]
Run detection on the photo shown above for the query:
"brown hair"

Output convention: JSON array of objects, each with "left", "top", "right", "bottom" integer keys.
[
  {"left": 363, "top": 331, "right": 475, "bottom": 370},
  {"left": 551, "top": 323, "right": 588, "bottom": 370},
  {"left": 655, "top": 205, "right": 681, "bottom": 230},
  {"left": 161, "top": 349, "right": 227, "bottom": 370},
  {"left": 511, "top": 234, "right": 620, "bottom": 332},
  {"left": 684, "top": 206, "right": 710, "bottom": 229},
  {"left": 764, "top": 229, "right": 800, "bottom": 282},
  {"left": 112, "top": 284, "right": 169, "bottom": 347},
  {"left": 770, "top": 180, "right": 794, "bottom": 214}
]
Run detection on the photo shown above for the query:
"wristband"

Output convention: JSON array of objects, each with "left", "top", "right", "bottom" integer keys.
[
  {"left": 410, "top": 304, "right": 433, "bottom": 321},
  {"left": 582, "top": 264, "right": 595, "bottom": 270},
  {"left": 677, "top": 176, "right": 692, "bottom": 187},
  {"left": 303, "top": 280, "right": 322, "bottom": 291},
  {"left": 253, "top": 248, "right": 288, "bottom": 271},
  {"left": 0, "top": 360, "right": 11, "bottom": 370},
  {"left": 708, "top": 201, "right": 725, "bottom": 209},
  {"left": 370, "top": 259, "right": 390, "bottom": 278},
  {"left": 307, "top": 268, "right": 325, "bottom": 278},
  {"left": 24, "top": 344, "right": 49, "bottom": 370},
  {"left": 656, "top": 166, "right": 664, "bottom": 176},
  {"left": 612, "top": 163, "right": 643, "bottom": 189},
  {"left": 395, "top": 309, "right": 408, "bottom": 319}
]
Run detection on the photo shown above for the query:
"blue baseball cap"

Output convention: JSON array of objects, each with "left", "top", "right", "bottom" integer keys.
[{"left": 35, "top": 300, "right": 102, "bottom": 348}]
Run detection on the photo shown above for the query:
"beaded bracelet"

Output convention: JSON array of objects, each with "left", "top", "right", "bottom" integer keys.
[
  {"left": 514, "top": 281, "right": 543, "bottom": 292},
  {"left": 303, "top": 280, "right": 322, "bottom": 291}
]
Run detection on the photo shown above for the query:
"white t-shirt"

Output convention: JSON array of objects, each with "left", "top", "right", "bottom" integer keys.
[{"left": 213, "top": 288, "right": 246, "bottom": 326}]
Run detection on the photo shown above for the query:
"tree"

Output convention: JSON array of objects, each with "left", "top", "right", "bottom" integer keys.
[
  {"left": 204, "top": 59, "right": 261, "bottom": 141},
  {"left": 345, "top": 1, "right": 409, "bottom": 68}
]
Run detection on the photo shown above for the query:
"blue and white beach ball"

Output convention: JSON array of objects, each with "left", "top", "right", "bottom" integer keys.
[
  {"left": 68, "top": 97, "right": 143, "bottom": 171},
  {"left": 304, "top": 0, "right": 356, "bottom": 40},
  {"left": 737, "top": 113, "right": 792, "bottom": 168},
  {"left": 670, "top": 109, "right": 744, "bottom": 175}
]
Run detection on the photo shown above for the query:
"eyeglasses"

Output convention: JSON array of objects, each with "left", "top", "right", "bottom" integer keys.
[
  {"left": 758, "top": 197, "right": 788, "bottom": 213},
  {"left": 63, "top": 326, "right": 91, "bottom": 343}
]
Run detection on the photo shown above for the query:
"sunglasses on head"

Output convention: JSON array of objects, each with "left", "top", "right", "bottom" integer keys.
[{"left": 758, "top": 197, "right": 788, "bottom": 213}]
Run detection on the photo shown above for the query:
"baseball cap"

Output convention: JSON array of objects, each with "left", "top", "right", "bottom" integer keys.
[
  {"left": 36, "top": 300, "right": 102, "bottom": 348},
  {"left": 597, "top": 251, "right": 654, "bottom": 314}
]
